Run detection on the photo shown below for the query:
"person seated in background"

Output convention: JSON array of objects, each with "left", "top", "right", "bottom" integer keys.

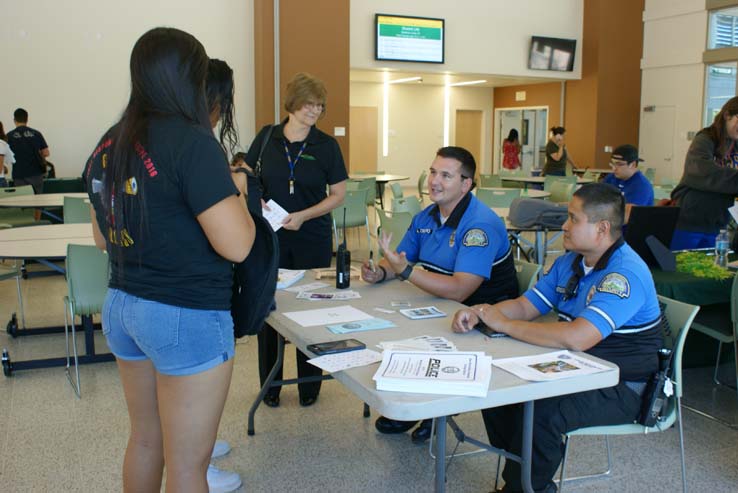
[
  {"left": 603, "top": 144, "right": 654, "bottom": 221},
  {"left": 452, "top": 183, "right": 662, "bottom": 493},
  {"left": 361, "top": 145, "right": 519, "bottom": 443}
]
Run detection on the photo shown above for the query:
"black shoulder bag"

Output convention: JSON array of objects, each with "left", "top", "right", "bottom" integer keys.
[
  {"left": 230, "top": 124, "right": 279, "bottom": 338},
  {"left": 246, "top": 125, "right": 274, "bottom": 216}
]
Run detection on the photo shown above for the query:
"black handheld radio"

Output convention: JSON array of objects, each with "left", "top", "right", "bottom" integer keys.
[
  {"left": 336, "top": 207, "right": 351, "bottom": 289},
  {"left": 638, "top": 348, "right": 673, "bottom": 427}
]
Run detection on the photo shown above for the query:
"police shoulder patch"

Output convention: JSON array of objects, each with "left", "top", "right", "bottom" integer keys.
[
  {"left": 596, "top": 273, "right": 630, "bottom": 298},
  {"left": 462, "top": 228, "right": 488, "bottom": 247}
]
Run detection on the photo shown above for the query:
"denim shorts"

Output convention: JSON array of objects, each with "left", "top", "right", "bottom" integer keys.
[{"left": 102, "top": 288, "right": 235, "bottom": 376}]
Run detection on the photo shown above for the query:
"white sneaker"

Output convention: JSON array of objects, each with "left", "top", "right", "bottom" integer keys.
[
  {"left": 207, "top": 464, "right": 242, "bottom": 493},
  {"left": 211, "top": 439, "right": 231, "bottom": 459}
]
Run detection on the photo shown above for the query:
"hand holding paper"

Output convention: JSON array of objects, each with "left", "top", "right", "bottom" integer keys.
[{"left": 262, "top": 199, "right": 288, "bottom": 232}]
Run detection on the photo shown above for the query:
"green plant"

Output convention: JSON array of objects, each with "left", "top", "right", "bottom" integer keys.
[{"left": 675, "top": 251, "right": 732, "bottom": 280}]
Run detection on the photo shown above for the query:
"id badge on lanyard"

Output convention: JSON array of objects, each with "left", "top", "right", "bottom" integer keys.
[{"left": 284, "top": 140, "right": 307, "bottom": 195}]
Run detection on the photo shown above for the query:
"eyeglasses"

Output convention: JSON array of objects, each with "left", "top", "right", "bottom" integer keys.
[
  {"left": 609, "top": 159, "right": 629, "bottom": 168},
  {"left": 304, "top": 102, "right": 325, "bottom": 111}
]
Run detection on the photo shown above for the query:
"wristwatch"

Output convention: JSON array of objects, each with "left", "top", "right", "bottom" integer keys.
[{"left": 397, "top": 264, "right": 414, "bottom": 281}]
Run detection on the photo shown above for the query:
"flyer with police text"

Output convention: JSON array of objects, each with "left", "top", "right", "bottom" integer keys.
[{"left": 373, "top": 351, "right": 492, "bottom": 397}]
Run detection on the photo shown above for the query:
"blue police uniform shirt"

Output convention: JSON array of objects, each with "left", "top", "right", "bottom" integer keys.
[
  {"left": 604, "top": 170, "right": 654, "bottom": 206},
  {"left": 523, "top": 240, "right": 662, "bottom": 381},
  {"left": 396, "top": 192, "right": 517, "bottom": 306}
]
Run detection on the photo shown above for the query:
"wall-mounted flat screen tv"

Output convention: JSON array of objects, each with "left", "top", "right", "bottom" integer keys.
[
  {"left": 375, "top": 14, "right": 445, "bottom": 64},
  {"left": 528, "top": 36, "right": 576, "bottom": 72}
]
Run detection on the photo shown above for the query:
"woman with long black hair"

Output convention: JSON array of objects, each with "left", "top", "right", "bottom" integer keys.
[
  {"left": 502, "top": 128, "right": 521, "bottom": 171},
  {"left": 85, "top": 28, "right": 254, "bottom": 492}
]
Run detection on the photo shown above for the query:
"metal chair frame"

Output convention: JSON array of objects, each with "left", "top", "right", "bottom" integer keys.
[{"left": 557, "top": 295, "right": 699, "bottom": 493}]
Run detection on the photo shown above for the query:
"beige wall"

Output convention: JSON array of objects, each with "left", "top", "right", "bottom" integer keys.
[
  {"left": 1, "top": 0, "right": 255, "bottom": 178},
  {"left": 639, "top": 0, "right": 707, "bottom": 183},
  {"left": 350, "top": 0, "right": 584, "bottom": 80},
  {"left": 350, "top": 81, "right": 494, "bottom": 182}
]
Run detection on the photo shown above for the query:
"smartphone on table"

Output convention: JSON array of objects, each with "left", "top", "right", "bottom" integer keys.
[{"left": 306, "top": 338, "right": 366, "bottom": 356}]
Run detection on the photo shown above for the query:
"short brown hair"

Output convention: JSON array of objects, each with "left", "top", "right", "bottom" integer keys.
[
  {"left": 708, "top": 95, "right": 738, "bottom": 156},
  {"left": 284, "top": 72, "right": 327, "bottom": 118}
]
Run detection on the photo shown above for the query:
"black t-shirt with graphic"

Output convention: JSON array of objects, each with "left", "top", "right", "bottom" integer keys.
[
  {"left": 245, "top": 121, "right": 347, "bottom": 243},
  {"left": 84, "top": 116, "right": 238, "bottom": 310},
  {"left": 7, "top": 125, "right": 48, "bottom": 179}
]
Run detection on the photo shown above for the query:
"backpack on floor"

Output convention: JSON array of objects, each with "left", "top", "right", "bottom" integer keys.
[
  {"left": 231, "top": 214, "right": 279, "bottom": 338},
  {"left": 508, "top": 197, "right": 568, "bottom": 229}
]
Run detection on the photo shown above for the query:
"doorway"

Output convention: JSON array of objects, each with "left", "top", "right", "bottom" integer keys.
[
  {"left": 455, "top": 109, "right": 483, "bottom": 179},
  {"left": 349, "top": 106, "right": 378, "bottom": 173},
  {"left": 494, "top": 107, "right": 548, "bottom": 174},
  {"left": 640, "top": 106, "right": 676, "bottom": 183}
]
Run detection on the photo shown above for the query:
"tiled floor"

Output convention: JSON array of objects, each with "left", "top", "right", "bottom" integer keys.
[{"left": 2, "top": 202, "right": 738, "bottom": 492}]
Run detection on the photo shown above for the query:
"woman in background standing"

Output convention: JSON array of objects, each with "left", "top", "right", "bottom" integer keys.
[
  {"left": 502, "top": 128, "right": 521, "bottom": 171},
  {"left": 543, "top": 126, "right": 576, "bottom": 176},
  {"left": 245, "top": 72, "right": 347, "bottom": 408},
  {"left": 670, "top": 96, "right": 738, "bottom": 249}
]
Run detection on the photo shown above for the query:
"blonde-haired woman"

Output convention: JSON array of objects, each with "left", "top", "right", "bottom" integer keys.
[{"left": 245, "top": 72, "right": 347, "bottom": 408}]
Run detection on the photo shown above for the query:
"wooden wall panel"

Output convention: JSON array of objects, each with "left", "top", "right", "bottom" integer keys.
[
  {"left": 455, "top": 110, "right": 483, "bottom": 178},
  {"left": 253, "top": 0, "right": 350, "bottom": 162},
  {"left": 594, "top": 0, "right": 645, "bottom": 167},
  {"left": 254, "top": 0, "right": 275, "bottom": 130},
  {"left": 349, "top": 106, "right": 378, "bottom": 173}
]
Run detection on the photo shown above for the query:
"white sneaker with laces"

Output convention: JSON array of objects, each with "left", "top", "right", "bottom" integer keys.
[
  {"left": 211, "top": 439, "right": 231, "bottom": 459},
  {"left": 207, "top": 464, "right": 242, "bottom": 493}
]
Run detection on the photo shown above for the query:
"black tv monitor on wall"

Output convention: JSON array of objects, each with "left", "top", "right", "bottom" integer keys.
[
  {"left": 528, "top": 36, "right": 576, "bottom": 72},
  {"left": 375, "top": 14, "right": 445, "bottom": 64}
]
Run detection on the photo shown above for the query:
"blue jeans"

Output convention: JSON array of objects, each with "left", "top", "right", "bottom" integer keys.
[{"left": 102, "top": 288, "right": 235, "bottom": 376}]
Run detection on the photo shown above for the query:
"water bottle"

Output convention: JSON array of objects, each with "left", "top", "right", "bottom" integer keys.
[{"left": 715, "top": 229, "right": 729, "bottom": 268}]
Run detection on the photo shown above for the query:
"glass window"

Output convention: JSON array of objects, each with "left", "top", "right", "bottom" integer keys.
[
  {"left": 704, "top": 62, "right": 737, "bottom": 127},
  {"left": 708, "top": 7, "right": 738, "bottom": 49}
]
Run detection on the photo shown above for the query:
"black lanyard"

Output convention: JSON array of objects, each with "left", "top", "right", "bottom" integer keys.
[{"left": 283, "top": 139, "right": 307, "bottom": 195}]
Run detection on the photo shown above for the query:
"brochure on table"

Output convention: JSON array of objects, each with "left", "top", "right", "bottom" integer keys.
[
  {"left": 308, "top": 349, "right": 383, "bottom": 373},
  {"left": 492, "top": 350, "right": 610, "bottom": 382},
  {"left": 373, "top": 350, "right": 492, "bottom": 397},
  {"left": 277, "top": 269, "right": 305, "bottom": 289},
  {"left": 282, "top": 305, "right": 373, "bottom": 327}
]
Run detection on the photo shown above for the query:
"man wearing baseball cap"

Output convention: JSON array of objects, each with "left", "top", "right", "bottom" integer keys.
[{"left": 604, "top": 144, "right": 654, "bottom": 220}]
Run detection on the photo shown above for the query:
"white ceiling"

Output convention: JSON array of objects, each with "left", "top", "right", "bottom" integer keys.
[{"left": 350, "top": 68, "right": 564, "bottom": 88}]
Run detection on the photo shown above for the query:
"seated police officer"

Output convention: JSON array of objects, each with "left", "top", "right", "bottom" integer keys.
[
  {"left": 362, "top": 146, "right": 518, "bottom": 443},
  {"left": 452, "top": 182, "right": 662, "bottom": 493},
  {"left": 603, "top": 144, "right": 654, "bottom": 220}
]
